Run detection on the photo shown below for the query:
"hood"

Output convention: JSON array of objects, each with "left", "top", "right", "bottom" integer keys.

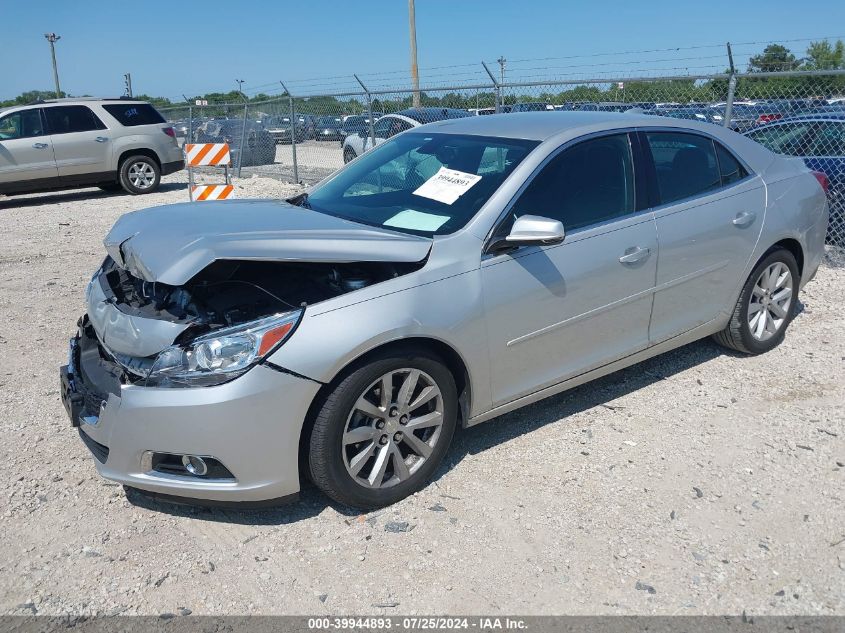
[{"left": 104, "top": 199, "right": 432, "bottom": 285}]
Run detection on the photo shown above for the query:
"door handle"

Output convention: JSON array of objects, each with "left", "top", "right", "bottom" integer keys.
[
  {"left": 32, "top": 142, "right": 49, "bottom": 149},
  {"left": 619, "top": 246, "right": 650, "bottom": 264},
  {"left": 95, "top": 136, "right": 109, "bottom": 143},
  {"left": 732, "top": 211, "right": 757, "bottom": 227}
]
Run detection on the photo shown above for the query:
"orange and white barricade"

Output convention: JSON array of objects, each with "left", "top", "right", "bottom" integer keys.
[{"left": 185, "top": 143, "right": 234, "bottom": 201}]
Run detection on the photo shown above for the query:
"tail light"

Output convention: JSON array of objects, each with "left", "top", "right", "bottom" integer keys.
[
  {"left": 162, "top": 127, "right": 176, "bottom": 137},
  {"left": 757, "top": 113, "right": 783, "bottom": 124},
  {"left": 812, "top": 170, "right": 830, "bottom": 194}
]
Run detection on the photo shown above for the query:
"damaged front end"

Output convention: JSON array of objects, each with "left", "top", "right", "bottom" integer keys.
[{"left": 84, "top": 255, "right": 424, "bottom": 389}]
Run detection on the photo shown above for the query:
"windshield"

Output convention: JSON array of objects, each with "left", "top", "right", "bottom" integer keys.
[
  {"left": 304, "top": 132, "right": 538, "bottom": 236},
  {"left": 318, "top": 116, "right": 342, "bottom": 126}
]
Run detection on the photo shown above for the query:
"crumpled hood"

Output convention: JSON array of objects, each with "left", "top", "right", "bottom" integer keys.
[{"left": 104, "top": 199, "right": 432, "bottom": 285}]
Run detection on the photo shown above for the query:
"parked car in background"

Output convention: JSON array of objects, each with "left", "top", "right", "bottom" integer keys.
[
  {"left": 296, "top": 114, "right": 318, "bottom": 140},
  {"left": 265, "top": 115, "right": 305, "bottom": 144},
  {"left": 342, "top": 107, "right": 472, "bottom": 163},
  {"left": 508, "top": 102, "right": 552, "bottom": 112},
  {"left": 649, "top": 107, "right": 721, "bottom": 125},
  {"left": 195, "top": 119, "right": 276, "bottom": 167},
  {"left": 314, "top": 116, "right": 345, "bottom": 141},
  {"left": 745, "top": 114, "right": 845, "bottom": 245},
  {"left": 0, "top": 98, "right": 183, "bottom": 195},
  {"left": 62, "top": 112, "right": 827, "bottom": 509}
]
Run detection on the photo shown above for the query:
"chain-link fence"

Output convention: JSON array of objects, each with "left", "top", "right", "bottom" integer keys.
[{"left": 159, "top": 68, "right": 845, "bottom": 253}]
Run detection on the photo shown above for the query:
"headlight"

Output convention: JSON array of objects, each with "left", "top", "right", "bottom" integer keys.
[{"left": 146, "top": 310, "right": 302, "bottom": 388}]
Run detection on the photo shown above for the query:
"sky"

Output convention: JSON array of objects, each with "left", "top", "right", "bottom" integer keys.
[{"left": 2, "top": 0, "right": 844, "bottom": 102}]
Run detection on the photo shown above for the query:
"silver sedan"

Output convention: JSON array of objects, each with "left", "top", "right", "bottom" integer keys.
[{"left": 61, "top": 112, "right": 828, "bottom": 509}]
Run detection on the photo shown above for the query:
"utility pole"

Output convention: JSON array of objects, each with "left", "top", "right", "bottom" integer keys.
[
  {"left": 124, "top": 73, "right": 133, "bottom": 97},
  {"left": 44, "top": 33, "right": 62, "bottom": 98},
  {"left": 235, "top": 78, "right": 245, "bottom": 99},
  {"left": 408, "top": 0, "right": 420, "bottom": 108}
]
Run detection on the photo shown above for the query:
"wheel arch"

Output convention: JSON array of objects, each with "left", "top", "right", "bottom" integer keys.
[
  {"left": 769, "top": 237, "right": 804, "bottom": 277},
  {"left": 297, "top": 336, "right": 472, "bottom": 478},
  {"left": 117, "top": 147, "right": 162, "bottom": 170}
]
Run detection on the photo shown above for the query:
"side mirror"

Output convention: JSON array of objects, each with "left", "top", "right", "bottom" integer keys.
[{"left": 487, "top": 215, "right": 566, "bottom": 255}]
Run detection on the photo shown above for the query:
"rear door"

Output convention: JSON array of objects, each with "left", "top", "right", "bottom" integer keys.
[
  {"left": 642, "top": 130, "right": 765, "bottom": 343},
  {"left": 43, "top": 105, "right": 112, "bottom": 179},
  {"left": 0, "top": 108, "right": 57, "bottom": 191}
]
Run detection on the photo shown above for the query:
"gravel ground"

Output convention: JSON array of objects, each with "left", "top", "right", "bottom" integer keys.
[{"left": 0, "top": 174, "right": 843, "bottom": 617}]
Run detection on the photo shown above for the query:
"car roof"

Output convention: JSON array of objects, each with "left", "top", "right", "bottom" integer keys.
[{"left": 410, "top": 110, "right": 697, "bottom": 141}]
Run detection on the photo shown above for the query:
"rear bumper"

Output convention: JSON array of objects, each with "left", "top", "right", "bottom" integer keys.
[
  {"left": 161, "top": 159, "right": 185, "bottom": 176},
  {"left": 62, "top": 321, "right": 321, "bottom": 503}
]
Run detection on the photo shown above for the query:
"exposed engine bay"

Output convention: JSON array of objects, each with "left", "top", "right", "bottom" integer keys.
[{"left": 97, "top": 255, "right": 423, "bottom": 334}]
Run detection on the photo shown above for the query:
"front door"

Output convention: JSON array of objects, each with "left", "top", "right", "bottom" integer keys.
[
  {"left": 0, "top": 108, "right": 57, "bottom": 191},
  {"left": 482, "top": 132, "right": 658, "bottom": 406}
]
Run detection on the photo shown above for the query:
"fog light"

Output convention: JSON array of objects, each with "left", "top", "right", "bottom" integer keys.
[{"left": 181, "top": 455, "right": 208, "bottom": 476}]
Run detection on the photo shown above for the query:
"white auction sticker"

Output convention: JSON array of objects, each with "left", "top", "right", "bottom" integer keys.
[{"left": 412, "top": 167, "right": 482, "bottom": 205}]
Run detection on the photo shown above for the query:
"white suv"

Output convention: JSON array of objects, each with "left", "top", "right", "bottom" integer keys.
[{"left": 0, "top": 98, "right": 184, "bottom": 196}]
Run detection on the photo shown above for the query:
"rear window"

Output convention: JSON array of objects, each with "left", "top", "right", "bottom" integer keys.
[{"left": 102, "top": 103, "right": 165, "bottom": 126}]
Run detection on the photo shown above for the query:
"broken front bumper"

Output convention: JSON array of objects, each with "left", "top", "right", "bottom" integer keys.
[{"left": 60, "top": 320, "right": 322, "bottom": 505}]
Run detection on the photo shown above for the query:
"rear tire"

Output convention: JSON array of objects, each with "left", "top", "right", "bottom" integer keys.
[
  {"left": 712, "top": 247, "right": 799, "bottom": 354},
  {"left": 119, "top": 155, "right": 160, "bottom": 194},
  {"left": 308, "top": 349, "right": 458, "bottom": 509}
]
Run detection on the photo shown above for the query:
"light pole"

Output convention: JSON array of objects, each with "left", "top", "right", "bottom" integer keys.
[
  {"left": 44, "top": 33, "right": 62, "bottom": 98},
  {"left": 497, "top": 56, "right": 506, "bottom": 107},
  {"left": 235, "top": 78, "right": 245, "bottom": 98},
  {"left": 408, "top": 0, "right": 420, "bottom": 108}
]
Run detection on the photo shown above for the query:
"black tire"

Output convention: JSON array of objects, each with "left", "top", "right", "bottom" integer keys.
[
  {"left": 308, "top": 349, "right": 458, "bottom": 509},
  {"left": 98, "top": 183, "right": 123, "bottom": 192},
  {"left": 343, "top": 146, "right": 357, "bottom": 164},
  {"left": 118, "top": 155, "right": 160, "bottom": 195},
  {"left": 712, "top": 247, "right": 800, "bottom": 354}
]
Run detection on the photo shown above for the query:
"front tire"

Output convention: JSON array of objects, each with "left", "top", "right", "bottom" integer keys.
[
  {"left": 713, "top": 247, "right": 799, "bottom": 354},
  {"left": 119, "top": 155, "right": 160, "bottom": 194},
  {"left": 308, "top": 350, "right": 458, "bottom": 509}
]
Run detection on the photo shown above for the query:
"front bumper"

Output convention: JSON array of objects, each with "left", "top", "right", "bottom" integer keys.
[{"left": 60, "top": 321, "right": 322, "bottom": 504}]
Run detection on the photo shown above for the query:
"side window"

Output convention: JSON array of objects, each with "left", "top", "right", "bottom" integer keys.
[
  {"left": 373, "top": 118, "right": 392, "bottom": 139},
  {"left": 0, "top": 109, "right": 45, "bottom": 140},
  {"left": 101, "top": 103, "right": 165, "bottom": 126},
  {"left": 746, "top": 122, "right": 816, "bottom": 156},
  {"left": 509, "top": 133, "right": 635, "bottom": 232},
  {"left": 806, "top": 122, "right": 845, "bottom": 156},
  {"left": 44, "top": 105, "right": 107, "bottom": 134},
  {"left": 715, "top": 142, "right": 748, "bottom": 186},
  {"left": 645, "top": 132, "right": 720, "bottom": 204}
]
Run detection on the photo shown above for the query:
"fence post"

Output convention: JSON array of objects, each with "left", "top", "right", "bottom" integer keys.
[
  {"left": 187, "top": 105, "right": 192, "bottom": 145},
  {"left": 481, "top": 61, "right": 500, "bottom": 113},
  {"left": 723, "top": 42, "right": 737, "bottom": 128},
  {"left": 354, "top": 74, "right": 376, "bottom": 149},
  {"left": 279, "top": 82, "right": 299, "bottom": 183},
  {"left": 238, "top": 100, "right": 249, "bottom": 177}
]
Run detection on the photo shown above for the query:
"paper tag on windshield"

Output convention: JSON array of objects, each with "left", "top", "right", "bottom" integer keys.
[
  {"left": 412, "top": 167, "right": 481, "bottom": 205},
  {"left": 384, "top": 209, "right": 450, "bottom": 232}
]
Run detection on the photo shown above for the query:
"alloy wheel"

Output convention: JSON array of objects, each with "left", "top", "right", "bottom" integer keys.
[
  {"left": 128, "top": 162, "right": 156, "bottom": 189},
  {"left": 342, "top": 368, "right": 444, "bottom": 489},
  {"left": 748, "top": 261, "right": 793, "bottom": 341}
]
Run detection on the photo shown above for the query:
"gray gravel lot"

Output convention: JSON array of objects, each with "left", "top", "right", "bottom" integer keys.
[{"left": 0, "top": 174, "right": 843, "bottom": 616}]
